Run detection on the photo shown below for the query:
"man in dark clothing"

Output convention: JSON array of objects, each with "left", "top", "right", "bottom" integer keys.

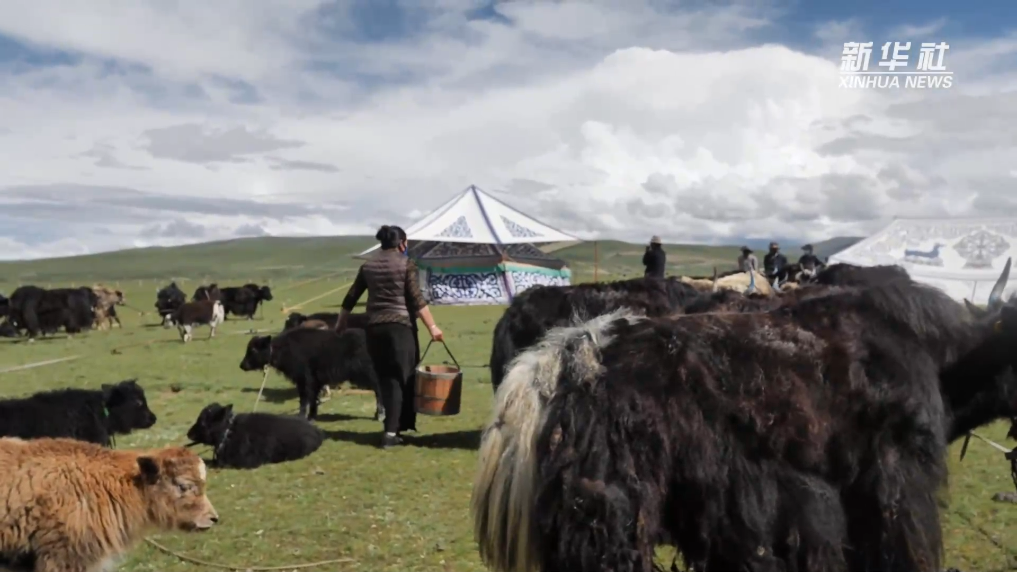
[
  {"left": 797, "top": 244, "right": 826, "bottom": 269},
  {"left": 763, "top": 241, "right": 788, "bottom": 279},
  {"left": 643, "top": 235, "right": 666, "bottom": 278},
  {"left": 796, "top": 243, "right": 826, "bottom": 281}
]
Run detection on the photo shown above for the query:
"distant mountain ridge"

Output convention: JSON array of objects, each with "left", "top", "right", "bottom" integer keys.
[{"left": 0, "top": 234, "right": 866, "bottom": 285}]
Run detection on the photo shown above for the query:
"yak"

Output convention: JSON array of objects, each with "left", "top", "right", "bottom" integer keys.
[
  {"left": 0, "top": 438, "right": 218, "bottom": 572},
  {"left": 185, "top": 402, "right": 324, "bottom": 469},
  {"left": 0, "top": 378, "right": 158, "bottom": 447},
  {"left": 220, "top": 283, "right": 273, "bottom": 320},
  {"left": 283, "top": 311, "right": 370, "bottom": 332},
  {"left": 171, "top": 299, "right": 225, "bottom": 342},
  {"left": 473, "top": 261, "right": 1016, "bottom": 572},
  {"left": 91, "top": 284, "right": 124, "bottom": 329},
  {"left": 7, "top": 285, "right": 96, "bottom": 339},
  {"left": 192, "top": 283, "right": 221, "bottom": 302},
  {"left": 239, "top": 327, "right": 383, "bottom": 421},
  {"left": 488, "top": 276, "right": 702, "bottom": 393},
  {"left": 155, "top": 281, "right": 187, "bottom": 325}
]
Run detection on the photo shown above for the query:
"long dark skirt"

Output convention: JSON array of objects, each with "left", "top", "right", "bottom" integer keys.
[{"left": 365, "top": 322, "right": 418, "bottom": 434}]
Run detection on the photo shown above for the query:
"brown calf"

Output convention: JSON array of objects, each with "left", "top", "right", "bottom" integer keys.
[{"left": 0, "top": 437, "right": 218, "bottom": 572}]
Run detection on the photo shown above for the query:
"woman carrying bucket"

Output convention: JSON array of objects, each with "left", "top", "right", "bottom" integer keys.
[{"left": 337, "top": 225, "right": 444, "bottom": 449}]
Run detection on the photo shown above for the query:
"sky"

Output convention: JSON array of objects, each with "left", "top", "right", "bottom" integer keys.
[{"left": 1, "top": 0, "right": 1017, "bottom": 260}]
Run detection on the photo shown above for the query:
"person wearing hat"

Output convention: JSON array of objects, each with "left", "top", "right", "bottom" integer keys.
[
  {"left": 737, "top": 246, "right": 758, "bottom": 272},
  {"left": 643, "top": 235, "right": 666, "bottom": 279},
  {"left": 763, "top": 241, "right": 787, "bottom": 278},
  {"left": 797, "top": 243, "right": 826, "bottom": 273}
]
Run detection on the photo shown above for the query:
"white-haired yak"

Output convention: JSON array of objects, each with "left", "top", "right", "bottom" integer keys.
[
  {"left": 472, "top": 259, "right": 1016, "bottom": 572},
  {"left": 0, "top": 437, "right": 218, "bottom": 572}
]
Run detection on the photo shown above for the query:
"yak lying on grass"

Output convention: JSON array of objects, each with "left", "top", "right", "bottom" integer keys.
[
  {"left": 186, "top": 402, "right": 324, "bottom": 469},
  {"left": 239, "top": 327, "right": 382, "bottom": 421},
  {"left": 0, "top": 437, "right": 218, "bottom": 572},
  {"left": 488, "top": 276, "right": 702, "bottom": 393},
  {"left": 0, "top": 378, "right": 157, "bottom": 447},
  {"left": 473, "top": 260, "right": 1017, "bottom": 572}
]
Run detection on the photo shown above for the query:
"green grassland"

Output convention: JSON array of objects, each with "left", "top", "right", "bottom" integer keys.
[{"left": 0, "top": 236, "right": 1014, "bottom": 571}]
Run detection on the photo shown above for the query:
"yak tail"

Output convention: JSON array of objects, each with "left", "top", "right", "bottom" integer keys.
[
  {"left": 472, "top": 308, "right": 640, "bottom": 572},
  {"left": 489, "top": 314, "right": 517, "bottom": 394}
]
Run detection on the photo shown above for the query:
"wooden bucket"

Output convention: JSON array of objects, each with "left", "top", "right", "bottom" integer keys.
[{"left": 415, "top": 340, "right": 463, "bottom": 416}]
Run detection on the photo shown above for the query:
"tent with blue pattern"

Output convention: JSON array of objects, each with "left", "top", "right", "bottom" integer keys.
[{"left": 355, "top": 185, "right": 581, "bottom": 305}]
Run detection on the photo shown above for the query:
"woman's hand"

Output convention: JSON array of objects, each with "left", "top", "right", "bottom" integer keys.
[{"left": 429, "top": 324, "right": 444, "bottom": 342}]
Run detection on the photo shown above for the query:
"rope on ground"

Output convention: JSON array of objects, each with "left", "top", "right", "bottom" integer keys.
[
  {"left": 144, "top": 537, "right": 356, "bottom": 570},
  {"left": 110, "top": 339, "right": 175, "bottom": 355},
  {"left": 281, "top": 281, "right": 353, "bottom": 314},
  {"left": 272, "top": 270, "right": 350, "bottom": 295},
  {"left": 0, "top": 355, "right": 81, "bottom": 375}
]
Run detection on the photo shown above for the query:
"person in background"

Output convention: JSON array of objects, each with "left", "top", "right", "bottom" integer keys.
[
  {"left": 643, "top": 235, "right": 666, "bottom": 279},
  {"left": 797, "top": 244, "right": 826, "bottom": 269},
  {"left": 763, "top": 241, "right": 787, "bottom": 279},
  {"left": 737, "top": 246, "right": 758, "bottom": 272},
  {"left": 338, "top": 225, "right": 444, "bottom": 450}
]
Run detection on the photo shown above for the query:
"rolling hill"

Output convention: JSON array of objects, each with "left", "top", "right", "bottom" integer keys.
[{"left": 0, "top": 235, "right": 864, "bottom": 288}]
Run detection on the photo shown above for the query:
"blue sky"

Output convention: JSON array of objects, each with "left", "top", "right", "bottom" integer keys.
[{"left": 0, "top": 0, "right": 1015, "bottom": 259}]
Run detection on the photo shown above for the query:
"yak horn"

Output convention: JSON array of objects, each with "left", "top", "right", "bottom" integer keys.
[
  {"left": 711, "top": 267, "right": 718, "bottom": 292},
  {"left": 988, "top": 257, "right": 1011, "bottom": 310}
]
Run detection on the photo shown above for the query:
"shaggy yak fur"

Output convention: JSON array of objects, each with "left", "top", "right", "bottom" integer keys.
[
  {"left": 282, "top": 311, "right": 370, "bottom": 332},
  {"left": 239, "top": 327, "right": 382, "bottom": 420},
  {"left": 185, "top": 402, "right": 324, "bottom": 469},
  {"left": 0, "top": 379, "right": 158, "bottom": 447},
  {"left": 192, "top": 283, "right": 222, "bottom": 302},
  {"left": 815, "top": 262, "right": 909, "bottom": 287},
  {"left": 220, "top": 283, "right": 274, "bottom": 320},
  {"left": 488, "top": 276, "right": 702, "bottom": 393},
  {"left": 6, "top": 285, "right": 97, "bottom": 339},
  {"left": 155, "top": 281, "right": 187, "bottom": 325},
  {"left": 90, "top": 284, "right": 124, "bottom": 330},
  {"left": 472, "top": 261, "right": 1017, "bottom": 572},
  {"left": 0, "top": 437, "right": 218, "bottom": 572}
]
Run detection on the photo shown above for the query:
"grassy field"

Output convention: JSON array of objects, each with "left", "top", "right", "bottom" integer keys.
[{"left": 2, "top": 235, "right": 1016, "bottom": 571}]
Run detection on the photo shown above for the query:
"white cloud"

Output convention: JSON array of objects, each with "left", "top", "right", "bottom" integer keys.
[{"left": 0, "top": 1, "right": 1016, "bottom": 260}]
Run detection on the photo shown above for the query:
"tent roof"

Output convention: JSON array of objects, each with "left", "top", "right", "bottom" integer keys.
[
  {"left": 829, "top": 217, "right": 1017, "bottom": 304},
  {"left": 356, "top": 185, "right": 581, "bottom": 258}
]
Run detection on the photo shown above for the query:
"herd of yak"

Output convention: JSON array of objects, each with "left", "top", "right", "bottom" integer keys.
[
  {"left": 3, "top": 258, "right": 1017, "bottom": 572},
  {"left": 473, "top": 260, "right": 1017, "bottom": 572}
]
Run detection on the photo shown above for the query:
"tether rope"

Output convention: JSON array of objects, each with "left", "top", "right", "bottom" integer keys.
[{"left": 143, "top": 537, "right": 356, "bottom": 570}]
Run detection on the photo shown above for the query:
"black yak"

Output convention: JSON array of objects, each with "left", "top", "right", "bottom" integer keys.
[
  {"left": 472, "top": 260, "right": 1017, "bottom": 572},
  {"left": 220, "top": 283, "right": 273, "bottom": 320},
  {"left": 0, "top": 379, "right": 157, "bottom": 447},
  {"left": 239, "top": 328, "right": 382, "bottom": 421},
  {"left": 185, "top": 402, "right": 323, "bottom": 469},
  {"left": 488, "top": 277, "right": 701, "bottom": 393},
  {"left": 155, "top": 281, "right": 187, "bottom": 325},
  {"left": 282, "top": 311, "right": 370, "bottom": 332},
  {"left": 192, "top": 283, "right": 221, "bottom": 302},
  {"left": 7, "top": 285, "right": 96, "bottom": 339},
  {"left": 815, "top": 262, "right": 909, "bottom": 286}
]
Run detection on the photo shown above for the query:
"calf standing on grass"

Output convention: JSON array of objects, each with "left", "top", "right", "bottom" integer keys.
[
  {"left": 0, "top": 378, "right": 158, "bottom": 446},
  {"left": 186, "top": 402, "right": 324, "bottom": 469},
  {"left": 171, "top": 299, "right": 225, "bottom": 342},
  {"left": 239, "top": 327, "right": 383, "bottom": 420}
]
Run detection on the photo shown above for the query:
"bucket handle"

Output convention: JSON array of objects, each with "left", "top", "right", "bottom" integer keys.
[{"left": 418, "top": 339, "right": 461, "bottom": 370}]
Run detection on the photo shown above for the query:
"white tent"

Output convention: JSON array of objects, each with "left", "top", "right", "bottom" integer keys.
[
  {"left": 355, "top": 185, "right": 582, "bottom": 305},
  {"left": 829, "top": 217, "right": 1017, "bottom": 305}
]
